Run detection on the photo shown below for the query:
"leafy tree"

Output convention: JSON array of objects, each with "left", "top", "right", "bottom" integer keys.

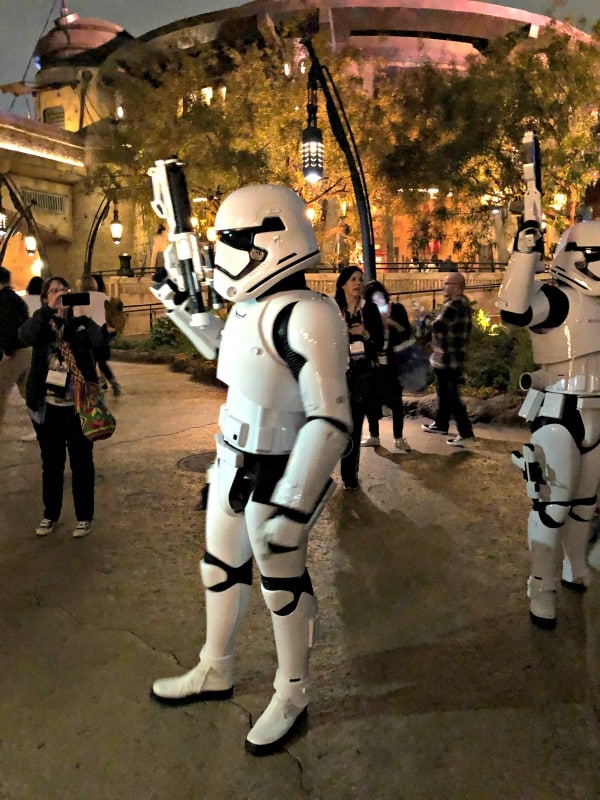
[
  {"left": 92, "top": 30, "right": 396, "bottom": 259},
  {"left": 381, "top": 25, "right": 600, "bottom": 255},
  {"left": 92, "top": 20, "right": 600, "bottom": 264}
]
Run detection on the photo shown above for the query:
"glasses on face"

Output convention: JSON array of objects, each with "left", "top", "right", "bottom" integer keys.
[{"left": 48, "top": 286, "right": 68, "bottom": 294}]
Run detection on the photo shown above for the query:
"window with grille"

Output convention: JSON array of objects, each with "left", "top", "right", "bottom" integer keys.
[
  {"left": 43, "top": 106, "right": 65, "bottom": 127},
  {"left": 21, "top": 189, "right": 66, "bottom": 215}
]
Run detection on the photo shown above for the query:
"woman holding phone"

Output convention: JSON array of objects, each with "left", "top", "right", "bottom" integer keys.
[
  {"left": 18, "top": 277, "right": 105, "bottom": 538},
  {"left": 334, "top": 266, "right": 383, "bottom": 490}
]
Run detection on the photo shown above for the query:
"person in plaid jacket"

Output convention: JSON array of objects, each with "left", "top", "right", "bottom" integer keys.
[{"left": 421, "top": 272, "right": 474, "bottom": 446}]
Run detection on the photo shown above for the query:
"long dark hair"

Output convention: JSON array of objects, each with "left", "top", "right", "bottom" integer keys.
[
  {"left": 364, "top": 280, "right": 389, "bottom": 305},
  {"left": 41, "top": 276, "right": 70, "bottom": 303},
  {"left": 26, "top": 276, "right": 43, "bottom": 295},
  {"left": 334, "top": 265, "right": 363, "bottom": 312}
]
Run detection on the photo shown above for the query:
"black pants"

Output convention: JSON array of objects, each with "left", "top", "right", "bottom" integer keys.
[
  {"left": 34, "top": 403, "right": 95, "bottom": 522},
  {"left": 366, "top": 368, "right": 405, "bottom": 439},
  {"left": 340, "top": 397, "right": 366, "bottom": 488},
  {"left": 434, "top": 368, "right": 473, "bottom": 438},
  {"left": 94, "top": 344, "right": 114, "bottom": 383}
]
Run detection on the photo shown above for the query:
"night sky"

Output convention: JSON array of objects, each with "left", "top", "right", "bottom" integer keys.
[{"left": 0, "top": 0, "right": 595, "bottom": 114}]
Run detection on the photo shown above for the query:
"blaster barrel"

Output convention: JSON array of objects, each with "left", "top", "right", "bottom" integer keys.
[
  {"left": 521, "top": 130, "right": 543, "bottom": 228},
  {"left": 519, "top": 130, "right": 544, "bottom": 262},
  {"left": 149, "top": 157, "right": 206, "bottom": 316}
]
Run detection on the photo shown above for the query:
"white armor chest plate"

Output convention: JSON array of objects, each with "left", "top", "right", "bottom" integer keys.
[
  {"left": 532, "top": 289, "right": 600, "bottom": 393},
  {"left": 216, "top": 293, "right": 307, "bottom": 454}
]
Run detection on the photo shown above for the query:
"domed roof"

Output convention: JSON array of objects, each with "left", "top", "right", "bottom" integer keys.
[{"left": 34, "top": 7, "right": 124, "bottom": 66}]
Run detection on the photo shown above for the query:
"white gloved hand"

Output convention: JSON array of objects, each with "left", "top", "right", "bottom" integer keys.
[
  {"left": 257, "top": 510, "right": 307, "bottom": 556},
  {"left": 515, "top": 222, "right": 543, "bottom": 254}
]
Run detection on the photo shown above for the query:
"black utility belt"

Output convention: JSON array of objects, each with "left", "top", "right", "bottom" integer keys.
[{"left": 349, "top": 357, "right": 374, "bottom": 374}]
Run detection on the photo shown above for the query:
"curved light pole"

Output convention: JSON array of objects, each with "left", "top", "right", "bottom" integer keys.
[
  {"left": 82, "top": 192, "right": 123, "bottom": 278},
  {"left": 0, "top": 174, "right": 48, "bottom": 271},
  {"left": 300, "top": 38, "right": 376, "bottom": 282}
]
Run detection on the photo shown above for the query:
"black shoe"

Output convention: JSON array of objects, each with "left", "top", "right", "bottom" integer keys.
[
  {"left": 344, "top": 481, "right": 359, "bottom": 491},
  {"left": 561, "top": 578, "right": 588, "bottom": 593},
  {"left": 529, "top": 611, "right": 557, "bottom": 630}
]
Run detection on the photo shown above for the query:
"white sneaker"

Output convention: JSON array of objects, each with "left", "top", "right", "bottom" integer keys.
[
  {"left": 360, "top": 436, "right": 380, "bottom": 447},
  {"left": 394, "top": 437, "right": 411, "bottom": 452},
  {"left": 36, "top": 518, "right": 57, "bottom": 537},
  {"left": 447, "top": 435, "right": 477, "bottom": 448},
  {"left": 421, "top": 423, "right": 448, "bottom": 435},
  {"left": 73, "top": 520, "right": 92, "bottom": 538}
]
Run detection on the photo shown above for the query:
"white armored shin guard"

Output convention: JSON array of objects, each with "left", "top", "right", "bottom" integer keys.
[
  {"left": 527, "top": 535, "right": 561, "bottom": 629},
  {"left": 151, "top": 555, "right": 251, "bottom": 706},
  {"left": 246, "top": 591, "right": 317, "bottom": 755},
  {"left": 561, "top": 516, "right": 593, "bottom": 589}
]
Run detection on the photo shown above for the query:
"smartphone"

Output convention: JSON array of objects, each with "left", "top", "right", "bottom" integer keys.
[{"left": 61, "top": 292, "right": 90, "bottom": 307}]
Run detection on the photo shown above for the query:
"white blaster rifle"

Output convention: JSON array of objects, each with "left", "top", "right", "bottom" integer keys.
[
  {"left": 520, "top": 130, "right": 545, "bottom": 272},
  {"left": 148, "top": 157, "right": 223, "bottom": 360}
]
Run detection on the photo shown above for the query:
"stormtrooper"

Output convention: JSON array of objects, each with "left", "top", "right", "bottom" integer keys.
[
  {"left": 497, "top": 131, "right": 600, "bottom": 629},
  {"left": 147, "top": 159, "right": 352, "bottom": 754}
]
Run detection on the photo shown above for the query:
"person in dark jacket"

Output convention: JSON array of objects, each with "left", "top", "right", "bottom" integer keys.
[
  {"left": 22, "top": 275, "right": 43, "bottom": 316},
  {"left": 18, "top": 276, "right": 105, "bottom": 538},
  {"left": 0, "top": 266, "right": 30, "bottom": 430},
  {"left": 334, "top": 265, "right": 384, "bottom": 489},
  {"left": 362, "top": 281, "right": 412, "bottom": 452}
]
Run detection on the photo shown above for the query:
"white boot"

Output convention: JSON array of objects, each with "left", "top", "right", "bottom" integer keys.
[
  {"left": 528, "top": 531, "right": 560, "bottom": 629},
  {"left": 527, "top": 575, "right": 558, "bottom": 629},
  {"left": 245, "top": 671, "right": 309, "bottom": 755},
  {"left": 588, "top": 538, "right": 600, "bottom": 572},
  {"left": 245, "top": 592, "right": 317, "bottom": 755},
  {"left": 151, "top": 648, "right": 234, "bottom": 705},
  {"left": 561, "top": 517, "right": 592, "bottom": 591}
]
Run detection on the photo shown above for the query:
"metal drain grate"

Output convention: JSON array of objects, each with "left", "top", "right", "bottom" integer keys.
[{"left": 177, "top": 451, "right": 214, "bottom": 473}]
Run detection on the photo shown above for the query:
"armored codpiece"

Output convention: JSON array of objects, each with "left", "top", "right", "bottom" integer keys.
[
  {"left": 149, "top": 175, "right": 352, "bottom": 755},
  {"left": 148, "top": 157, "right": 223, "bottom": 360},
  {"left": 497, "top": 131, "right": 600, "bottom": 628}
]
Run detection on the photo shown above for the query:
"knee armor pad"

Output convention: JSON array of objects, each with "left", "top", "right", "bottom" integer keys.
[
  {"left": 570, "top": 497, "right": 597, "bottom": 523},
  {"left": 260, "top": 570, "right": 314, "bottom": 616},
  {"left": 201, "top": 552, "right": 252, "bottom": 592}
]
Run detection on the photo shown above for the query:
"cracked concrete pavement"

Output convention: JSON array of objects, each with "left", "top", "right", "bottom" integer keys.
[{"left": 1, "top": 361, "right": 599, "bottom": 800}]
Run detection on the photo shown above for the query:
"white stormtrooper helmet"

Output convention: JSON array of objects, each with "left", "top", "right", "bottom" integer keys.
[
  {"left": 550, "top": 221, "right": 600, "bottom": 295},
  {"left": 213, "top": 184, "right": 320, "bottom": 302}
]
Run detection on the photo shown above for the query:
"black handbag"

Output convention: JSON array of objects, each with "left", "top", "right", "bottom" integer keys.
[
  {"left": 393, "top": 339, "right": 432, "bottom": 392},
  {"left": 347, "top": 355, "right": 377, "bottom": 404}
]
